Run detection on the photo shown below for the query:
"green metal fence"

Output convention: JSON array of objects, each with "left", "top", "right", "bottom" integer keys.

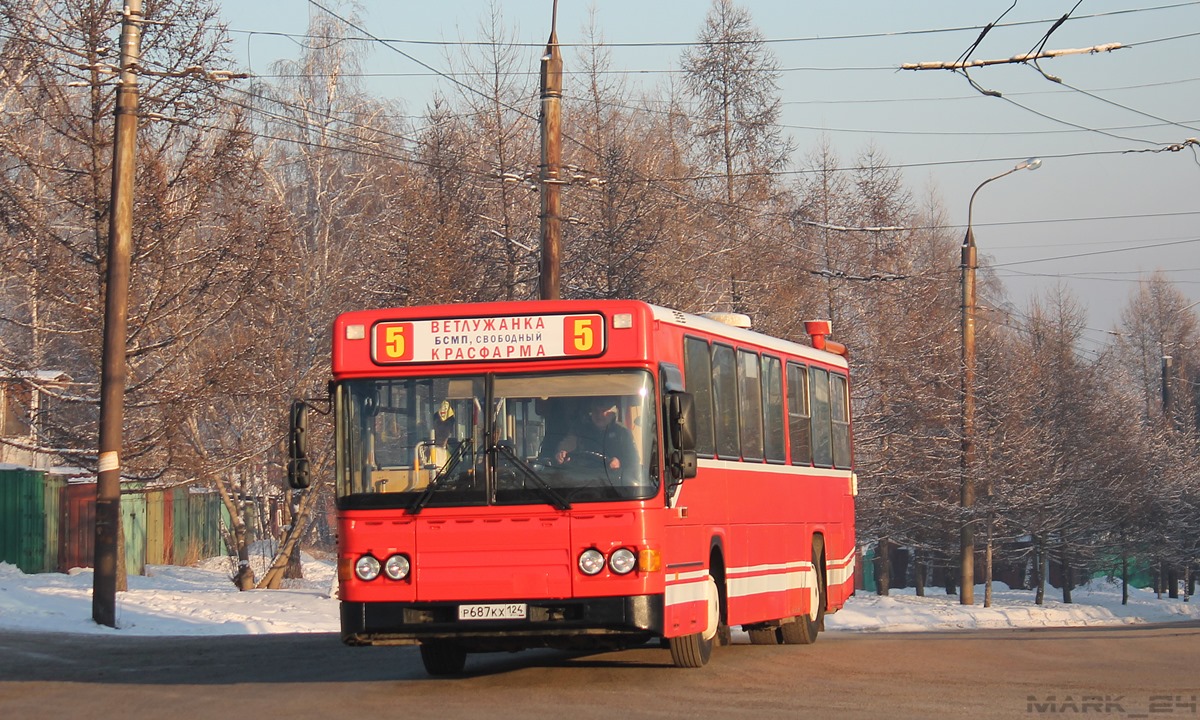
[
  {"left": 0, "top": 468, "right": 63, "bottom": 573},
  {"left": 0, "top": 468, "right": 231, "bottom": 575}
]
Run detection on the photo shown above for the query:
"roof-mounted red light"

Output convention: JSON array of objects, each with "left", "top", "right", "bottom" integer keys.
[{"left": 804, "top": 320, "right": 848, "bottom": 358}]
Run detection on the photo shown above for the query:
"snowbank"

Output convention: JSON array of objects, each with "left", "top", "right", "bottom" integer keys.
[{"left": 2, "top": 560, "right": 1198, "bottom": 636}]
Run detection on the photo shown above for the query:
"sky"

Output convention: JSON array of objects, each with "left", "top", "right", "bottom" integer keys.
[
  {"left": 213, "top": 1, "right": 1200, "bottom": 356},
  {"left": 2, "top": 553, "right": 1199, "bottom": 636}
]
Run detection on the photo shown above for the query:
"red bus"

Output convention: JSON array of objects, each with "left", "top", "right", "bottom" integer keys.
[{"left": 289, "top": 299, "right": 856, "bottom": 675}]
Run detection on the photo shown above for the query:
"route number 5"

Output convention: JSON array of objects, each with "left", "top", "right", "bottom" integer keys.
[
  {"left": 565, "top": 315, "right": 602, "bottom": 356},
  {"left": 384, "top": 326, "right": 406, "bottom": 358},
  {"left": 374, "top": 322, "right": 414, "bottom": 363}
]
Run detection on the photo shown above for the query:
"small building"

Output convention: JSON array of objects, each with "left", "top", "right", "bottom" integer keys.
[{"left": 0, "top": 370, "right": 72, "bottom": 470}]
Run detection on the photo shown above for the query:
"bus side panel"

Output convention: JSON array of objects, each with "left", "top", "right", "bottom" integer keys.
[
  {"left": 824, "top": 491, "right": 858, "bottom": 611},
  {"left": 662, "top": 460, "right": 724, "bottom": 643},
  {"left": 721, "top": 467, "right": 819, "bottom": 626},
  {"left": 691, "top": 465, "right": 853, "bottom": 627},
  {"left": 661, "top": 508, "right": 717, "bottom": 639},
  {"left": 651, "top": 313, "right": 857, "bottom": 631}
]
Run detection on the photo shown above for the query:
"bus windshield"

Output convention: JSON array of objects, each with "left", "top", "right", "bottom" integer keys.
[{"left": 335, "top": 370, "right": 658, "bottom": 509}]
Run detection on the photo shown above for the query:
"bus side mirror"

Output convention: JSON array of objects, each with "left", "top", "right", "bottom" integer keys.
[
  {"left": 669, "top": 392, "right": 695, "bottom": 451},
  {"left": 287, "top": 399, "right": 311, "bottom": 489},
  {"left": 677, "top": 450, "right": 697, "bottom": 479},
  {"left": 668, "top": 392, "right": 697, "bottom": 480}
]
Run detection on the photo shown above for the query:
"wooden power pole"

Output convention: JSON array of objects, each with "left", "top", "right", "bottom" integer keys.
[
  {"left": 538, "top": 0, "right": 563, "bottom": 300},
  {"left": 94, "top": 0, "right": 142, "bottom": 628},
  {"left": 959, "top": 225, "right": 977, "bottom": 606}
]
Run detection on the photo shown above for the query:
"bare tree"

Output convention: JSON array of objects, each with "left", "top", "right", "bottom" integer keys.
[
  {"left": 680, "top": 0, "right": 792, "bottom": 313},
  {"left": 1111, "top": 274, "right": 1200, "bottom": 597},
  {"left": 441, "top": 2, "right": 540, "bottom": 301},
  {"left": 232, "top": 2, "right": 415, "bottom": 587},
  {"left": 559, "top": 10, "right": 686, "bottom": 301},
  {"left": 0, "top": 0, "right": 279, "bottom": 480}
]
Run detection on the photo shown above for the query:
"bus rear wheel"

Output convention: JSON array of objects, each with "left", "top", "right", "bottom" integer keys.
[
  {"left": 781, "top": 537, "right": 825, "bottom": 645},
  {"left": 668, "top": 573, "right": 719, "bottom": 668},
  {"left": 419, "top": 641, "right": 467, "bottom": 676},
  {"left": 747, "top": 627, "right": 781, "bottom": 645}
]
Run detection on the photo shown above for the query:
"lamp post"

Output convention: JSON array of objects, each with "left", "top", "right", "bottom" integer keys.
[{"left": 960, "top": 157, "right": 1040, "bottom": 606}]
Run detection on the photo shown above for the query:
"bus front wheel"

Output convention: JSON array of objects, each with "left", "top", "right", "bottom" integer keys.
[
  {"left": 668, "top": 573, "right": 719, "bottom": 668},
  {"left": 419, "top": 641, "right": 467, "bottom": 676}
]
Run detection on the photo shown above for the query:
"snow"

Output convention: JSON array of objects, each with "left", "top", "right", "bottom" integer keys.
[
  {"left": 825, "top": 582, "right": 1200, "bottom": 632},
  {"left": 0, "top": 555, "right": 341, "bottom": 636},
  {"left": 1, "top": 557, "right": 1198, "bottom": 637}
]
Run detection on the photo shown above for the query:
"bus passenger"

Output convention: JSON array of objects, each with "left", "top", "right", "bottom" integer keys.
[{"left": 433, "top": 400, "right": 456, "bottom": 447}]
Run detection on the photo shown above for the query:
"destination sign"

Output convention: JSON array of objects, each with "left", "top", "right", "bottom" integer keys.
[{"left": 371, "top": 313, "right": 606, "bottom": 364}]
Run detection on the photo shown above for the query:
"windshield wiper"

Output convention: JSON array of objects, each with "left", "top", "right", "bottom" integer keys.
[
  {"left": 407, "top": 437, "right": 474, "bottom": 515},
  {"left": 493, "top": 442, "right": 571, "bottom": 511}
]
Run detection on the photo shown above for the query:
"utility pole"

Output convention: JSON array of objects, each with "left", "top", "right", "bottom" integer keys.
[
  {"left": 959, "top": 223, "right": 977, "bottom": 606},
  {"left": 1161, "top": 352, "right": 1179, "bottom": 599},
  {"left": 94, "top": 0, "right": 142, "bottom": 628},
  {"left": 958, "top": 158, "right": 1040, "bottom": 607},
  {"left": 1161, "top": 353, "right": 1173, "bottom": 427},
  {"left": 538, "top": 0, "right": 563, "bottom": 301}
]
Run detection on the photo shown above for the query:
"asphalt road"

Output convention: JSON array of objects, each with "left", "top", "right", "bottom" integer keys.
[{"left": 2, "top": 622, "right": 1198, "bottom": 720}]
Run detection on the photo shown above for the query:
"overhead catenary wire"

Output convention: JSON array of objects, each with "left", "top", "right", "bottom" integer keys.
[
  {"left": 183, "top": 4, "right": 1200, "bottom": 175},
  {"left": 225, "top": 2, "right": 1200, "bottom": 50},
  {"left": 21, "top": 0, "right": 1191, "bottom": 288}
]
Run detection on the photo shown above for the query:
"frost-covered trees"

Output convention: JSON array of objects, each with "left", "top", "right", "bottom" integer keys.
[{"left": 3, "top": 0, "right": 1196, "bottom": 597}]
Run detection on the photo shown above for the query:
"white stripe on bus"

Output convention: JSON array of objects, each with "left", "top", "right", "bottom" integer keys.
[
  {"left": 664, "top": 548, "right": 858, "bottom": 609},
  {"left": 695, "top": 458, "right": 853, "bottom": 478}
]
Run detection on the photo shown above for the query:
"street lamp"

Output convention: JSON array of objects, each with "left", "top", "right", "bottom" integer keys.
[{"left": 960, "top": 158, "right": 1041, "bottom": 606}]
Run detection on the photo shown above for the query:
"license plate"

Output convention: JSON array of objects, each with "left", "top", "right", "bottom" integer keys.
[{"left": 458, "top": 603, "right": 528, "bottom": 621}]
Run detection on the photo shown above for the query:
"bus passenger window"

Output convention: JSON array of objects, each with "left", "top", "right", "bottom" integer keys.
[
  {"left": 762, "top": 355, "right": 785, "bottom": 463},
  {"left": 712, "top": 344, "right": 740, "bottom": 460},
  {"left": 787, "top": 362, "right": 812, "bottom": 465},
  {"left": 831, "top": 374, "right": 851, "bottom": 469},
  {"left": 810, "top": 367, "right": 833, "bottom": 468},
  {"left": 737, "top": 349, "right": 763, "bottom": 461},
  {"left": 684, "top": 337, "right": 716, "bottom": 457}
]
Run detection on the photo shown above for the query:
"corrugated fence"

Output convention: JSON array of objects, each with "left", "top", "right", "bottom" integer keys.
[{"left": 0, "top": 468, "right": 231, "bottom": 574}]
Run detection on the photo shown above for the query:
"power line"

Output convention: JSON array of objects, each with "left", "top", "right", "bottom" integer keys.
[
  {"left": 613, "top": 146, "right": 1200, "bottom": 184},
  {"left": 960, "top": 209, "right": 1200, "bottom": 231},
  {"left": 233, "top": 34, "right": 1198, "bottom": 78},
  {"left": 776, "top": 118, "right": 1200, "bottom": 139},
  {"left": 1002, "top": 231, "right": 1200, "bottom": 250},
  {"left": 226, "top": 2, "right": 1200, "bottom": 49},
  {"left": 990, "top": 236, "right": 1200, "bottom": 268},
  {"left": 1048, "top": 77, "right": 1200, "bottom": 135},
  {"left": 162, "top": 4, "right": 1200, "bottom": 263},
  {"left": 997, "top": 268, "right": 1200, "bottom": 283}
]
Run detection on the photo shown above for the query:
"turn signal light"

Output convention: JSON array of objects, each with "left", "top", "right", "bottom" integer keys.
[
  {"left": 338, "top": 556, "right": 355, "bottom": 583},
  {"left": 637, "top": 548, "right": 662, "bottom": 572}
]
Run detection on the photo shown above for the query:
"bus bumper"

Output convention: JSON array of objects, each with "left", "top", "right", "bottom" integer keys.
[{"left": 340, "top": 595, "right": 663, "bottom": 651}]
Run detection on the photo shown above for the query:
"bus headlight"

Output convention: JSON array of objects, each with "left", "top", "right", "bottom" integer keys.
[
  {"left": 578, "top": 548, "right": 605, "bottom": 575},
  {"left": 384, "top": 554, "right": 411, "bottom": 581},
  {"left": 355, "top": 555, "right": 381, "bottom": 581},
  {"left": 609, "top": 548, "right": 636, "bottom": 575}
]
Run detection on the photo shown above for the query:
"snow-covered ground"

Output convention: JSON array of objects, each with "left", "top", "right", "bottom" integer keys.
[{"left": 1, "top": 555, "right": 1198, "bottom": 637}]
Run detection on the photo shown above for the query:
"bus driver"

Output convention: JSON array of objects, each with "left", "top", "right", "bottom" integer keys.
[{"left": 555, "top": 397, "right": 638, "bottom": 480}]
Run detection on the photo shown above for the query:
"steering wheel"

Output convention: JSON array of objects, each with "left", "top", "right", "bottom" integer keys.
[{"left": 561, "top": 450, "right": 608, "bottom": 468}]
